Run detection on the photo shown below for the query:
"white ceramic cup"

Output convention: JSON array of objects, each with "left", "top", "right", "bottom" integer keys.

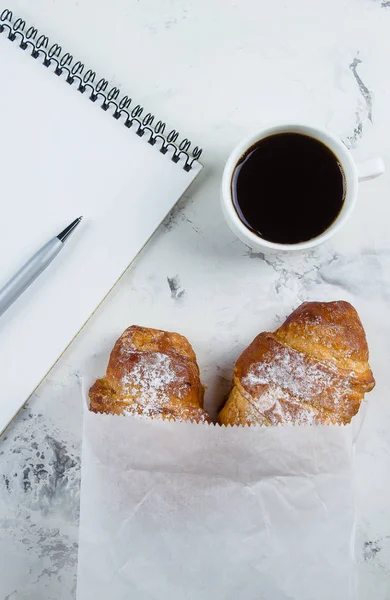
[{"left": 221, "top": 123, "right": 385, "bottom": 252}]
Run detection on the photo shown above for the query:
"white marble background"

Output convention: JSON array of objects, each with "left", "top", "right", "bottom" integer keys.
[{"left": 1, "top": 0, "right": 390, "bottom": 598}]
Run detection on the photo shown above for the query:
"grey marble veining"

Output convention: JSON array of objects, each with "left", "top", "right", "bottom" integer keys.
[
  {"left": 346, "top": 56, "right": 373, "bottom": 148},
  {"left": 0, "top": 398, "right": 80, "bottom": 597}
]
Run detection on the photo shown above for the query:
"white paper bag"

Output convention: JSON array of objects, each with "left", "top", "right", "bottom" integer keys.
[{"left": 77, "top": 403, "right": 356, "bottom": 600}]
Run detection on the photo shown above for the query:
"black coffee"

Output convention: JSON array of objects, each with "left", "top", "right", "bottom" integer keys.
[{"left": 231, "top": 133, "right": 346, "bottom": 244}]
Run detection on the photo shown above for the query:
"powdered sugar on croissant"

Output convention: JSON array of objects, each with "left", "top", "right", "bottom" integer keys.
[
  {"left": 218, "top": 301, "right": 375, "bottom": 426},
  {"left": 89, "top": 325, "right": 210, "bottom": 423}
]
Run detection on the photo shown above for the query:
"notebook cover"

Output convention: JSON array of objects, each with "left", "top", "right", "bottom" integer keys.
[{"left": 0, "top": 13, "right": 203, "bottom": 433}]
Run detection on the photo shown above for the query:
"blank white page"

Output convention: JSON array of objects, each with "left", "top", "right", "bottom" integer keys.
[{"left": 0, "top": 32, "right": 202, "bottom": 432}]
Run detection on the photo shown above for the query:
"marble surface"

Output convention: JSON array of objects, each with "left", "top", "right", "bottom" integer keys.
[{"left": 1, "top": 0, "right": 390, "bottom": 597}]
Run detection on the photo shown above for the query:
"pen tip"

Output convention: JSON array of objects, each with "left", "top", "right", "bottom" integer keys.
[{"left": 57, "top": 217, "right": 83, "bottom": 243}]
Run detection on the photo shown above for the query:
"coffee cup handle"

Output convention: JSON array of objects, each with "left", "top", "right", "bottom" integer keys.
[{"left": 356, "top": 157, "right": 385, "bottom": 182}]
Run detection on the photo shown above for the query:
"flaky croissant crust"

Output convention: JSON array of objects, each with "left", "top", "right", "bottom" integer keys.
[
  {"left": 218, "top": 301, "right": 375, "bottom": 426},
  {"left": 89, "top": 325, "right": 210, "bottom": 423}
]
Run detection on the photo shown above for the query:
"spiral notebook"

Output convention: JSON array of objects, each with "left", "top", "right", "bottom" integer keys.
[{"left": 0, "top": 10, "right": 203, "bottom": 434}]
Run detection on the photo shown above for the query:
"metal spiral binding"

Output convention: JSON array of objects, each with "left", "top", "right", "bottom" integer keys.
[{"left": 0, "top": 9, "right": 202, "bottom": 171}]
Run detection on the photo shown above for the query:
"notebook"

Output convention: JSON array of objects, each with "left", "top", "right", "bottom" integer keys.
[{"left": 0, "top": 9, "right": 203, "bottom": 434}]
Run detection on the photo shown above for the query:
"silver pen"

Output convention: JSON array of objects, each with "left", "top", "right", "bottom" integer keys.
[{"left": 0, "top": 217, "right": 82, "bottom": 318}]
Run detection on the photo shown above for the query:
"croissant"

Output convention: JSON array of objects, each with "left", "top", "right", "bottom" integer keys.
[
  {"left": 218, "top": 301, "right": 375, "bottom": 426},
  {"left": 89, "top": 325, "right": 210, "bottom": 423}
]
